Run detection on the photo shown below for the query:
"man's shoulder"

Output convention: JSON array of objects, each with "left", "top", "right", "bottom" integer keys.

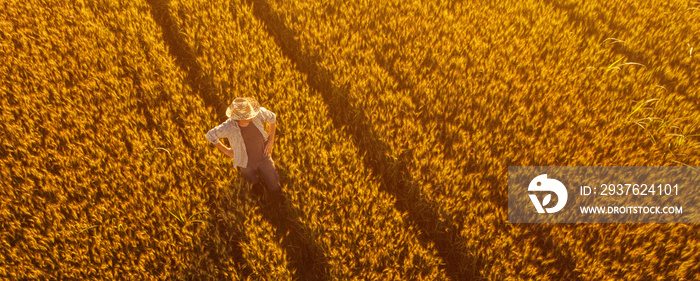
[
  {"left": 258, "top": 107, "right": 276, "bottom": 122},
  {"left": 218, "top": 118, "right": 240, "bottom": 130}
]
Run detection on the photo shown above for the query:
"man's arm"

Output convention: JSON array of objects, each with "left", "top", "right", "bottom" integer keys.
[
  {"left": 264, "top": 122, "right": 276, "bottom": 156},
  {"left": 214, "top": 142, "right": 234, "bottom": 158},
  {"left": 206, "top": 121, "right": 234, "bottom": 158}
]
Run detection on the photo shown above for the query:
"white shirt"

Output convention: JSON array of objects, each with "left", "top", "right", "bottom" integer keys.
[{"left": 205, "top": 107, "right": 276, "bottom": 168}]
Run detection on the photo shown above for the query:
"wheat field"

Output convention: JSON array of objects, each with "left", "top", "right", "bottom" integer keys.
[{"left": 1, "top": 0, "right": 699, "bottom": 279}]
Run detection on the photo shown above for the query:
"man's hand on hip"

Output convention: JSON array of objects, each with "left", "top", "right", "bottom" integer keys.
[{"left": 264, "top": 140, "right": 274, "bottom": 156}]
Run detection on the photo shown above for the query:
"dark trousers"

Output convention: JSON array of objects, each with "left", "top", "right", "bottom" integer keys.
[{"left": 239, "top": 156, "right": 281, "bottom": 194}]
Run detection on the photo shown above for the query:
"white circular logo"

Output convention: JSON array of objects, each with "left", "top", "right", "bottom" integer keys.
[{"left": 528, "top": 174, "right": 568, "bottom": 214}]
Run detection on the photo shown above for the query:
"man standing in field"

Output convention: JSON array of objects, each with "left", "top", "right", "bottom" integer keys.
[{"left": 206, "top": 97, "right": 286, "bottom": 218}]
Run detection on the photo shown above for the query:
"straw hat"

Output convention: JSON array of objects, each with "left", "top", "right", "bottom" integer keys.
[{"left": 226, "top": 97, "right": 261, "bottom": 120}]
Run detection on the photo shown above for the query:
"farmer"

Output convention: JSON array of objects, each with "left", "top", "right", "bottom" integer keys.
[{"left": 206, "top": 97, "right": 286, "bottom": 218}]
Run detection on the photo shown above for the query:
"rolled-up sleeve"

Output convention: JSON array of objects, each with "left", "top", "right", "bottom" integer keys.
[
  {"left": 258, "top": 107, "right": 276, "bottom": 124},
  {"left": 206, "top": 121, "right": 228, "bottom": 144}
]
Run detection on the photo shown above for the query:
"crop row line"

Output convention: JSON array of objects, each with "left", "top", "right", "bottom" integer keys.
[
  {"left": 143, "top": 0, "right": 330, "bottom": 279},
  {"left": 244, "top": 0, "right": 479, "bottom": 279}
]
